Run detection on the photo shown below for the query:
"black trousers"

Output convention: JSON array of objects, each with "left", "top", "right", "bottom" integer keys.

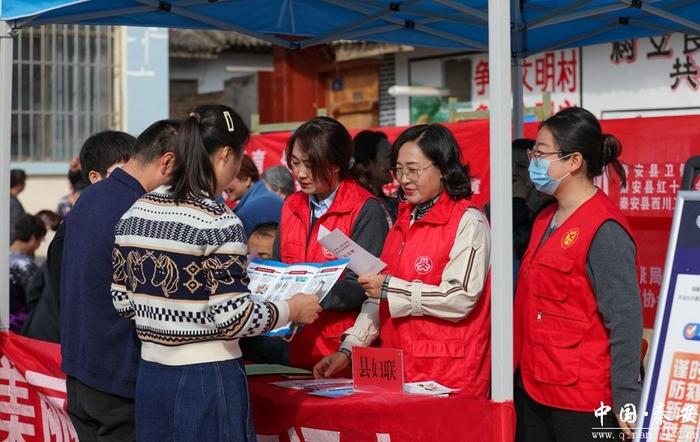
[
  {"left": 66, "top": 376, "right": 135, "bottom": 442},
  {"left": 515, "top": 385, "right": 624, "bottom": 442}
]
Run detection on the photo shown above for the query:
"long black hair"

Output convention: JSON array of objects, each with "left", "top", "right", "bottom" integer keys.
[
  {"left": 391, "top": 124, "right": 472, "bottom": 200},
  {"left": 171, "top": 105, "right": 249, "bottom": 203},
  {"left": 541, "top": 107, "right": 627, "bottom": 187}
]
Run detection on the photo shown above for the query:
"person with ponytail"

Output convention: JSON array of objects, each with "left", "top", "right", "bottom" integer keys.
[
  {"left": 268, "top": 116, "right": 390, "bottom": 369},
  {"left": 313, "top": 123, "right": 492, "bottom": 396},
  {"left": 513, "top": 107, "right": 642, "bottom": 441},
  {"left": 111, "top": 105, "right": 321, "bottom": 441}
]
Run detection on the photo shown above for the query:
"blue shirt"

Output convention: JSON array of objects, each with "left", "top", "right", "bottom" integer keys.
[
  {"left": 233, "top": 180, "right": 283, "bottom": 236},
  {"left": 60, "top": 167, "right": 145, "bottom": 398},
  {"left": 309, "top": 187, "right": 339, "bottom": 219}
]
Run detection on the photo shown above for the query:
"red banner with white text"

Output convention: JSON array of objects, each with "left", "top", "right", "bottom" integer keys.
[
  {"left": 248, "top": 115, "right": 700, "bottom": 327},
  {"left": 0, "top": 332, "right": 77, "bottom": 442}
]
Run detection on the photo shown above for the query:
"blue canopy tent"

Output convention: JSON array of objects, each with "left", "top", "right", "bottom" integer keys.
[{"left": 2, "top": 0, "right": 700, "bottom": 407}]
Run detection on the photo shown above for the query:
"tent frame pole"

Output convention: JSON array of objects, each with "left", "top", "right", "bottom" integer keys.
[
  {"left": 0, "top": 21, "right": 14, "bottom": 331},
  {"left": 488, "top": 0, "right": 513, "bottom": 403}
]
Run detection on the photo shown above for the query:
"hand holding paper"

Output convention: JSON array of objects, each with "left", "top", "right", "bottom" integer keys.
[
  {"left": 317, "top": 225, "right": 387, "bottom": 275},
  {"left": 286, "top": 293, "right": 322, "bottom": 324},
  {"left": 358, "top": 274, "right": 385, "bottom": 299}
]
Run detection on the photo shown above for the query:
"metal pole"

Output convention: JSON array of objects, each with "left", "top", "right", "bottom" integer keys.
[
  {"left": 512, "top": 59, "right": 524, "bottom": 139},
  {"left": 512, "top": 0, "right": 524, "bottom": 138},
  {"left": 488, "top": 0, "right": 514, "bottom": 402},
  {"left": 0, "top": 21, "right": 15, "bottom": 331}
]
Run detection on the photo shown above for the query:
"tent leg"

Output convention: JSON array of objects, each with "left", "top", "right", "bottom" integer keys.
[
  {"left": 512, "top": 58, "right": 524, "bottom": 139},
  {"left": 488, "top": 0, "right": 513, "bottom": 403},
  {"left": 0, "top": 21, "right": 14, "bottom": 331}
]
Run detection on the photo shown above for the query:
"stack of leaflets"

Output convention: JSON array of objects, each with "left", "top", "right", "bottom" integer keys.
[
  {"left": 271, "top": 378, "right": 355, "bottom": 398},
  {"left": 271, "top": 379, "right": 459, "bottom": 399}
]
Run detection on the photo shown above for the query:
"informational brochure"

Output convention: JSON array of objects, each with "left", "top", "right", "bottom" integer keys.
[
  {"left": 246, "top": 258, "right": 349, "bottom": 336},
  {"left": 317, "top": 225, "right": 386, "bottom": 275}
]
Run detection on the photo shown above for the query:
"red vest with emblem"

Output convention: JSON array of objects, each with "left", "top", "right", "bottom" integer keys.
[
  {"left": 514, "top": 190, "right": 636, "bottom": 412},
  {"left": 279, "top": 179, "right": 375, "bottom": 369},
  {"left": 378, "top": 193, "right": 491, "bottom": 395}
]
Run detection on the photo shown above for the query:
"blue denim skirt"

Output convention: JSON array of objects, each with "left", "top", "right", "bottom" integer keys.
[{"left": 136, "top": 358, "right": 256, "bottom": 441}]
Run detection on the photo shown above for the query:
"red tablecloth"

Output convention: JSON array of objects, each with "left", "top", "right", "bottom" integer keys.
[{"left": 249, "top": 376, "right": 516, "bottom": 441}]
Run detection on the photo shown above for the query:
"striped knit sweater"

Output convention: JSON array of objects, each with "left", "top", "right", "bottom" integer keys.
[{"left": 111, "top": 187, "right": 289, "bottom": 366}]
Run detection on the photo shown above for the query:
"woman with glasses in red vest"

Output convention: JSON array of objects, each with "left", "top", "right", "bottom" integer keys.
[
  {"left": 270, "top": 117, "right": 390, "bottom": 369},
  {"left": 513, "top": 107, "right": 642, "bottom": 441},
  {"left": 313, "top": 124, "right": 492, "bottom": 396}
]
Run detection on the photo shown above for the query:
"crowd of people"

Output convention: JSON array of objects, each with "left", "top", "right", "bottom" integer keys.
[{"left": 7, "top": 105, "right": 643, "bottom": 442}]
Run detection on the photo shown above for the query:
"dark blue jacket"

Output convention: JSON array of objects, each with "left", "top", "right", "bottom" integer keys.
[
  {"left": 60, "top": 168, "right": 145, "bottom": 398},
  {"left": 234, "top": 180, "right": 283, "bottom": 236}
]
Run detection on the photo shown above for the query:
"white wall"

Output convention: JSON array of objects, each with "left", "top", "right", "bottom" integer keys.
[
  {"left": 581, "top": 33, "right": 700, "bottom": 118},
  {"left": 170, "top": 52, "right": 272, "bottom": 94},
  {"left": 15, "top": 176, "right": 70, "bottom": 258},
  {"left": 391, "top": 32, "right": 700, "bottom": 125}
]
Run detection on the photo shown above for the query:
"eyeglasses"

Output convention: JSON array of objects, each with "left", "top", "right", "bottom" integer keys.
[
  {"left": 390, "top": 164, "right": 435, "bottom": 182},
  {"left": 527, "top": 149, "right": 562, "bottom": 161}
]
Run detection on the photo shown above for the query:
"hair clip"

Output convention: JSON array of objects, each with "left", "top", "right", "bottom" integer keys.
[
  {"left": 189, "top": 112, "right": 201, "bottom": 123},
  {"left": 223, "top": 111, "right": 235, "bottom": 132}
]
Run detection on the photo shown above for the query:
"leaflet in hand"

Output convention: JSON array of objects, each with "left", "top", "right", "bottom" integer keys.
[
  {"left": 246, "top": 258, "right": 349, "bottom": 336},
  {"left": 317, "top": 225, "right": 386, "bottom": 275},
  {"left": 247, "top": 258, "right": 349, "bottom": 304}
]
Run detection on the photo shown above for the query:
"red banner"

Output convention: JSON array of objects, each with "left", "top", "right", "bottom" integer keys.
[
  {"left": 249, "top": 116, "right": 700, "bottom": 327},
  {"left": 246, "top": 120, "right": 492, "bottom": 210},
  {"left": 0, "top": 332, "right": 76, "bottom": 442},
  {"left": 0, "top": 331, "right": 514, "bottom": 442}
]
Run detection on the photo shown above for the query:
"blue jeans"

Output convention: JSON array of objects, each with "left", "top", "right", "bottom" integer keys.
[{"left": 136, "top": 358, "right": 256, "bottom": 441}]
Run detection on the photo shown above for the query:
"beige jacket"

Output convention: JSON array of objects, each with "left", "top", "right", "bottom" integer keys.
[{"left": 340, "top": 207, "right": 491, "bottom": 352}]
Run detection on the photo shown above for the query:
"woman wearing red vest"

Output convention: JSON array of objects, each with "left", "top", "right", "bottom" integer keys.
[
  {"left": 514, "top": 107, "right": 642, "bottom": 441},
  {"left": 313, "top": 124, "right": 491, "bottom": 396},
  {"left": 272, "top": 117, "right": 390, "bottom": 369}
]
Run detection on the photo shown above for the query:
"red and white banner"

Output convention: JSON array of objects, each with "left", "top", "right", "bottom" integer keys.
[
  {"left": 2, "top": 116, "right": 698, "bottom": 437},
  {"left": 248, "top": 115, "right": 700, "bottom": 327},
  {"left": 246, "top": 120, "right": 492, "bottom": 211},
  {"left": 0, "top": 332, "right": 76, "bottom": 442}
]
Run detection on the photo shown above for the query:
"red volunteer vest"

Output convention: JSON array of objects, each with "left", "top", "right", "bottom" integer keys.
[
  {"left": 514, "top": 190, "right": 637, "bottom": 412},
  {"left": 279, "top": 179, "right": 375, "bottom": 369},
  {"left": 378, "top": 193, "right": 491, "bottom": 395}
]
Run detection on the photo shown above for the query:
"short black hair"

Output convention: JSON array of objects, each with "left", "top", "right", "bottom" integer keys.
[
  {"left": 250, "top": 222, "right": 278, "bottom": 239},
  {"left": 79, "top": 131, "right": 136, "bottom": 180},
  {"left": 35, "top": 210, "right": 61, "bottom": 231},
  {"left": 285, "top": 117, "right": 353, "bottom": 185},
  {"left": 10, "top": 169, "right": 26, "bottom": 188},
  {"left": 14, "top": 214, "right": 47, "bottom": 242},
  {"left": 133, "top": 119, "right": 181, "bottom": 164},
  {"left": 353, "top": 130, "right": 389, "bottom": 166},
  {"left": 512, "top": 138, "right": 535, "bottom": 151},
  {"left": 391, "top": 124, "right": 472, "bottom": 201},
  {"left": 238, "top": 154, "right": 260, "bottom": 182}
]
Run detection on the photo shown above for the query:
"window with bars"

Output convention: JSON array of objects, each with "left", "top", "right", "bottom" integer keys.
[{"left": 11, "top": 25, "right": 119, "bottom": 162}]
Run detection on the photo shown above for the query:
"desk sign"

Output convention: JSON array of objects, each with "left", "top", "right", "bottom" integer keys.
[{"left": 351, "top": 347, "right": 404, "bottom": 393}]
